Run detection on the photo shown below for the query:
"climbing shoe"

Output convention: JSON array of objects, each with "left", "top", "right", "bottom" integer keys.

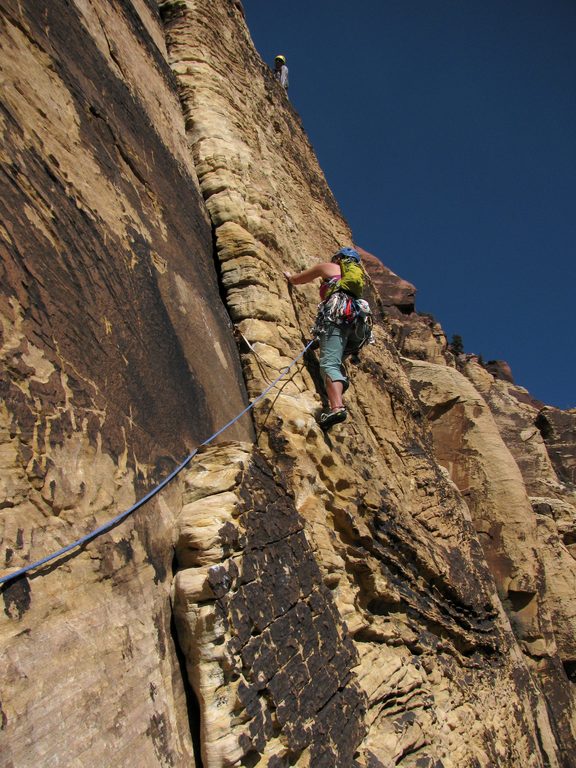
[{"left": 318, "top": 407, "right": 347, "bottom": 430}]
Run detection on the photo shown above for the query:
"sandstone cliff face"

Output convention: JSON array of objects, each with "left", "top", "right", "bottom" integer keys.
[
  {"left": 1, "top": 1, "right": 575, "bottom": 767},
  {"left": 1, "top": 1, "right": 251, "bottom": 765}
]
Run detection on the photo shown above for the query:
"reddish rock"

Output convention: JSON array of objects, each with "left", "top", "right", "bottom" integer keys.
[
  {"left": 536, "top": 407, "right": 576, "bottom": 486},
  {"left": 485, "top": 359, "right": 515, "bottom": 383},
  {"left": 356, "top": 246, "right": 416, "bottom": 313}
]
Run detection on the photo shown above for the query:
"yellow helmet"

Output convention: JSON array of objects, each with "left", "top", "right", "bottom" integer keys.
[{"left": 275, "top": 55, "right": 286, "bottom": 64}]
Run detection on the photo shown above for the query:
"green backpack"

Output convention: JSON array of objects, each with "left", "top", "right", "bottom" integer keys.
[{"left": 332, "top": 258, "right": 365, "bottom": 298}]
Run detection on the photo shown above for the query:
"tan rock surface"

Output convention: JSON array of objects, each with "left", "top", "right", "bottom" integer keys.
[
  {"left": 408, "top": 359, "right": 576, "bottom": 752},
  {"left": 1, "top": 0, "right": 575, "bottom": 766},
  {"left": 162, "top": 1, "right": 574, "bottom": 765},
  {"left": 1, "top": 1, "right": 251, "bottom": 766}
]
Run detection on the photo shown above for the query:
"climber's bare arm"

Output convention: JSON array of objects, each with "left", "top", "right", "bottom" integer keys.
[{"left": 284, "top": 262, "right": 339, "bottom": 285}]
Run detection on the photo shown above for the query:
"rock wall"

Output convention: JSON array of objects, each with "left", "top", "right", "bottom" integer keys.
[
  {"left": 1, "top": 1, "right": 575, "bottom": 767},
  {"left": 0, "top": 1, "right": 251, "bottom": 765}
]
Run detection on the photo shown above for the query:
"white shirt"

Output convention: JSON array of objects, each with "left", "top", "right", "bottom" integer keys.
[{"left": 274, "top": 64, "right": 289, "bottom": 90}]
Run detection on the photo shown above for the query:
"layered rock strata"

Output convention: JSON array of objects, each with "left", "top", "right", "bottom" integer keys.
[
  {"left": 162, "top": 1, "right": 575, "bottom": 765},
  {"left": 408, "top": 361, "right": 576, "bottom": 755},
  {"left": 1, "top": 0, "right": 575, "bottom": 767}
]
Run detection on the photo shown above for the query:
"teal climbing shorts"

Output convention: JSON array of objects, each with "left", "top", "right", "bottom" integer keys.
[{"left": 319, "top": 322, "right": 351, "bottom": 391}]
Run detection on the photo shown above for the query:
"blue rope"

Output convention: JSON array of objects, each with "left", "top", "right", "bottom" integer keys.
[{"left": 0, "top": 340, "right": 314, "bottom": 586}]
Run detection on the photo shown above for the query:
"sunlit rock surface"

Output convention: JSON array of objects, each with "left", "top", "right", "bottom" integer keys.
[{"left": 1, "top": 1, "right": 575, "bottom": 766}]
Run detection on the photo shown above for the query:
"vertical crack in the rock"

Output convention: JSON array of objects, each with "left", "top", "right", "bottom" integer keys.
[{"left": 169, "top": 577, "right": 204, "bottom": 767}]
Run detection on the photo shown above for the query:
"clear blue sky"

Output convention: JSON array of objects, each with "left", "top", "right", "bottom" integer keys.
[{"left": 243, "top": 0, "right": 575, "bottom": 410}]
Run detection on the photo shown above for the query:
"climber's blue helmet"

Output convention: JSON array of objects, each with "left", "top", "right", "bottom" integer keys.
[{"left": 332, "top": 247, "right": 360, "bottom": 263}]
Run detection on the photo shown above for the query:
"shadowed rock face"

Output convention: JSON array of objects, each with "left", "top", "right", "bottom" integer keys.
[
  {"left": 1, "top": 0, "right": 250, "bottom": 461},
  {"left": 1, "top": 1, "right": 575, "bottom": 767},
  {"left": 536, "top": 407, "right": 576, "bottom": 486},
  {"left": 1, "top": 1, "right": 251, "bottom": 766}
]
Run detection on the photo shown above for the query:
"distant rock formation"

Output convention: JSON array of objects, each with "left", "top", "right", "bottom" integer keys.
[
  {"left": 1, "top": 1, "right": 575, "bottom": 767},
  {"left": 356, "top": 246, "right": 416, "bottom": 314},
  {"left": 485, "top": 359, "right": 515, "bottom": 383}
]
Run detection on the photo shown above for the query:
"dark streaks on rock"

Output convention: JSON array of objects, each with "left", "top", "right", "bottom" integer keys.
[
  {"left": 536, "top": 408, "right": 576, "bottom": 486},
  {"left": 2, "top": 577, "right": 32, "bottom": 620},
  {"left": 179, "top": 447, "right": 367, "bottom": 765}
]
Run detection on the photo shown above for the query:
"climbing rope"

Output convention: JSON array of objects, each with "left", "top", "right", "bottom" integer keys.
[{"left": 0, "top": 339, "right": 315, "bottom": 586}]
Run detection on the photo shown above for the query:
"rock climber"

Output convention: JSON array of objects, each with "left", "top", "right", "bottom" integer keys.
[
  {"left": 284, "top": 247, "right": 372, "bottom": 430},
  {"left": 274, "top": 55, "right": 289, "bottom": 91}
]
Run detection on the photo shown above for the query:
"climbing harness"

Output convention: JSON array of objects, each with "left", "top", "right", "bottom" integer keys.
[
  {"left": 312, "top": 293, "right": 374, "bottom": 356},
  {"left": 0, "top": 339, "right": 315, "bottom": 586}
]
